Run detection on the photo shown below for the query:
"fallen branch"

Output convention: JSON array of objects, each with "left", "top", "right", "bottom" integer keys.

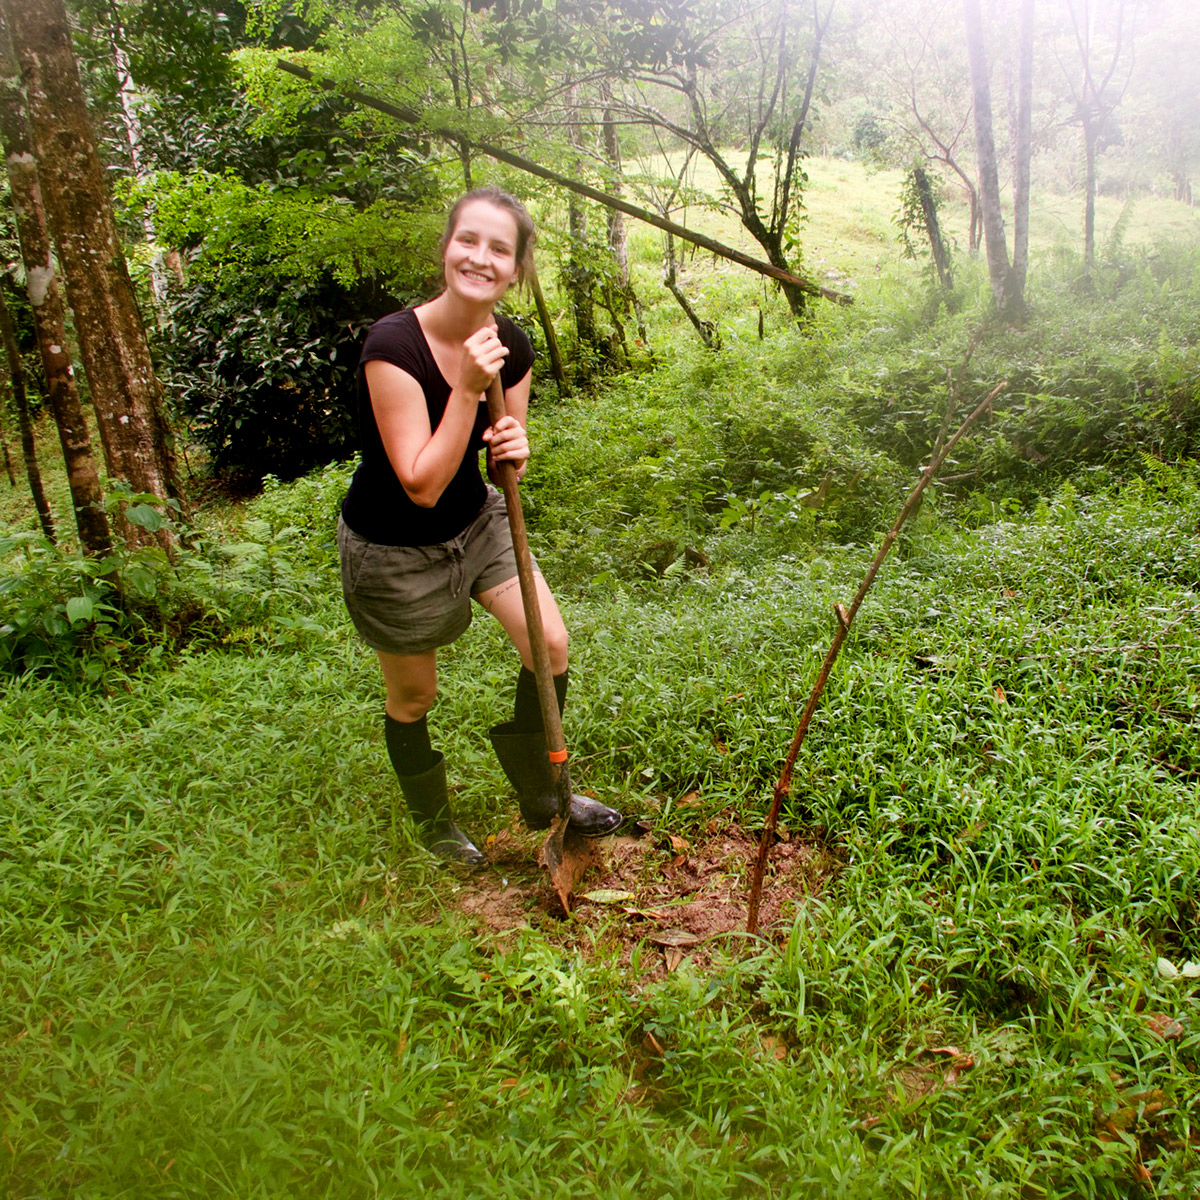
[
  {"left": 276, "top": 61, "right": 853, "bottom": 306},
  {"left": 746, "top": 379, "right": 1009, "bottom": 934}
]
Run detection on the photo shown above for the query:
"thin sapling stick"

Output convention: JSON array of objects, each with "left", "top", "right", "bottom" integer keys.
[{"left": 746, "top": 380, "right": 1009, "bottom": 934}]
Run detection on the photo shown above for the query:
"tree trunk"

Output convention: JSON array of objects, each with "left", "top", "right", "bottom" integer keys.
[
  {"left": 913, "top": 167, "right": 953, "bottom": 290},
  {"left": 528, "top": 265, "right": 569, "bottom": 395},
  {"left": 601, "top": 99, "right": 649, "bottom": 350},
  {"left": 0, "top": 13, "right": 112, "bottom": 556},
  {"left": 1011, "top": 0, "right": 1035, "bottom": 296},
  {"left": 564, "top": 87, "right": 598, "bottom": 379},
  {"left": 664, "top": 234, "right": 718, "bottom": 350},
  {"left": 0, "top": 286, "right": 55, "bottom": 540},
  {"left": 963, "top": 0, "right": 1024, "bottom": 319},
  {"left": 106, "top": 0, "right": 169, "bottom": 319},
  {"left": 1, "top": 410, "right": 14, "bottom": 485},
  {"left": 1082, "top": 111, "right": 1097, "bottom": 266},
  {"left": 2, "top": 0, "right": 182, "bottom": 546}
]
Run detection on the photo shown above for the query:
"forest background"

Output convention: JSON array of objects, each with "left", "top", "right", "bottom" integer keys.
[{"left": 2, "top": 0, "right": 1199, "bottom": 1195}]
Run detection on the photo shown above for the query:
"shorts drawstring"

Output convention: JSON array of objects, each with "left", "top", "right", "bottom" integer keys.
[{"left": 448, "top": 536, "right": 467, "bottom": 599}]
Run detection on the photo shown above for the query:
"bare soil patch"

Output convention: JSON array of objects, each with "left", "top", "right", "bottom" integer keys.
[{"left": 443, "top": 813, "right": 836, "bottom": 978}]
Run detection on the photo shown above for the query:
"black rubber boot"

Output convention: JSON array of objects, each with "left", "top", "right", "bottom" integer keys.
[
  {"left": 396, "top": 753, "right": 485, "bottom": 867},
  {"left": 488, "top": 722, "right": 623, "bottom": 836}
]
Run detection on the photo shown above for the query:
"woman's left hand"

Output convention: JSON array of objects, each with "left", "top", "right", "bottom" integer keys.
[{"left": 484, "top": 414, "right": 530, "bottom": 481}]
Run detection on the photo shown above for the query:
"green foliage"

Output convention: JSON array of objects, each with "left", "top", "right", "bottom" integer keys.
[
  {"left": 0, "top": 487, "right": 325, "bottom": 683},
  {"left": 524, "top": 331, "right": 905, "bottom": 584},
  {"left": 158, "top": 271, "right": 371, "bottom": 486},
  {"left": 4, "top": 460, "right": 1200, "bottom": 1196}
]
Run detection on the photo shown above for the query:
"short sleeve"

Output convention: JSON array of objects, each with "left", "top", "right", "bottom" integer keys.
[{"left": 359, "top": 310, "right": 429, "bottom": 383}]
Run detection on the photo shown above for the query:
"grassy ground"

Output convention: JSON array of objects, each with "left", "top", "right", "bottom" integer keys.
[
  {"left": 3, "top": 170, "right": 1200, "bottom": 1196},
  {"left": 3, "top": 459, "right": 1199, "bottom": 1197}
]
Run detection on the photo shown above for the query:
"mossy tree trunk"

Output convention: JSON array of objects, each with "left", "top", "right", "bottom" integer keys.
[
  {"left": 0, "top": 11, "right": 111, "bottom": 556},
  {"left": 1, "top": 0, "right": 181, "bottom": 546}
]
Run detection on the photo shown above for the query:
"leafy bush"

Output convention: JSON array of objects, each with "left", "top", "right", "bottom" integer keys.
[
  {"left": 247, "top": 458, "right": 358, "bottom": 565},
  {"left": 160, "top": 274, "right": 379, "bottom": 488},
  {"left": 0, "top": 492, "right": 327, "bottom": 683},
  {"left": 833, "top": 245, "right": 1200, "bottom": 504}
]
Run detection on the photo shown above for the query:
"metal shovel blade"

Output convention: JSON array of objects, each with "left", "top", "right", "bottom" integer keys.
[
  {"left": 538, "top": 758, "right": 574, "bottom": 911},
  {"left": 538, "top": 814, "right": 572, "bottom": 912}
]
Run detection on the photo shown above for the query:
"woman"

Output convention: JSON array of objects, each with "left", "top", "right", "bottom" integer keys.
[{"left": 338, "top": 186, "right": 622, "bottom": 865}]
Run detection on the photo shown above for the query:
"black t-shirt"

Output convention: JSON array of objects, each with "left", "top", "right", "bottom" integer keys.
[{"left": 341, "top": 308, "right": 535, "bottom": 545}]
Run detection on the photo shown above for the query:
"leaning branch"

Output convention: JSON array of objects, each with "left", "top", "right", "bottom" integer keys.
[
  {"left": 745, "top": 379, "right": 1009, "bottom": 934},
  {"left": 275, "top": 60, "right": 852, "bottom": 306}
]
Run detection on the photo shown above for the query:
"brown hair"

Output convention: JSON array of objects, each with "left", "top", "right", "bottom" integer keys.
[{"left": 439, "top": 186, "right": 536, "bottom": 286}]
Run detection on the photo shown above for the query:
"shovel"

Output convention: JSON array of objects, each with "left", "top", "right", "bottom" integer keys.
[{"left": 484, "top": 377, "right": 575, "bottom": 910}]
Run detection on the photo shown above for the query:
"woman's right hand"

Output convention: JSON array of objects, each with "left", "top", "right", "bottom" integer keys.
[{"left": 459, "top": 324, "right": 510, "bottom": 396}]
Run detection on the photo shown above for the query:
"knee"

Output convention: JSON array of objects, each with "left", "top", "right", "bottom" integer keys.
[
  {"left": 545, "top": 623, "right": 569, "bottom": 675},
  {"left": 386, "top": 682, "right": 437, "bottom": 723}
]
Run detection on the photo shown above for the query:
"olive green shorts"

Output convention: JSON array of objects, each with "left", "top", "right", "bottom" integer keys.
[{"left": 338, "top": 489, "right": 530, "bottom": 655}]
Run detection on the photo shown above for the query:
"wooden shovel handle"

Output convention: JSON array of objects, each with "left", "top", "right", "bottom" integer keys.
[{"left": 484, "top": 378, "right": 568, "bottom": 761}]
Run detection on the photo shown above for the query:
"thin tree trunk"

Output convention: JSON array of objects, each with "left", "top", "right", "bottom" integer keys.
[
  {"left": 3, "top": 0, "right": 182, "bottom": 545},
  {"left": 664, "top": 234, "right": 718, "bottom": 350},
  {"left": 913, "top": 167, "right": 953, "bottom": 290},
  {"left": 0, "top": 8, "right": 111, "bottom": 555},
  {"left": 528, "top": 265, "right": 569, "bottom": 395},
  {"left": 1011, "top": 0, "right": 1035, "bottom": 295},
  {"left": 0, "top": 286, "right": 55, "bottom": 540},
  {"left": 564, "top": 86, "right": 597, "bottom": 378},
  {"left": 1, "top": 411, "right": 14, "bottom": 485},
  {"left": 963, "top": 0, "right": 1023, "bottom": 318},
  {"left": 1083, "top": 114, "right": 1097, "bottom": 266},
  {"left": 106, "top": 0, "right": 168, "bottom": 318},
  {"left": 601, "top": 98, "right": 650, "bottom": 350}
]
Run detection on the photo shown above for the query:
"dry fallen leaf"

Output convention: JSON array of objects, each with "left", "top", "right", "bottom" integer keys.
[
  {"left": 623, "top": 906, "right": 671, "bottom": 921},
  {"left": 664, "top": 947, "right": 685, "bottom": 972},
  {"left": 649, "top": 928, "right": 702, "bottom": 948},
  {"left": 1144, "top": 1013, "right": 1185, "bottom": 1040}
]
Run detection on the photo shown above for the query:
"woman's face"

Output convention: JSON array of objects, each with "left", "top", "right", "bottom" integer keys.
[{"left": 442, "top": 200, "right": 521, "bottom": 305}]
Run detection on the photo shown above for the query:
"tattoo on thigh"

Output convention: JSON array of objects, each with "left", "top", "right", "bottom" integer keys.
[{"left": 478, "top": 577, "right": 519, "bottom": 610}]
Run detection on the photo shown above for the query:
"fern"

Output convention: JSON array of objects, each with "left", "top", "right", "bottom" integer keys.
[{"left": 1102, "top": 197, "right": 1136, "bottom": 264}]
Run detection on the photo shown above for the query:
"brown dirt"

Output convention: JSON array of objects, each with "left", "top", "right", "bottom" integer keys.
[{"left": 441, "top": 812, "right": 836, "bottom": 979}]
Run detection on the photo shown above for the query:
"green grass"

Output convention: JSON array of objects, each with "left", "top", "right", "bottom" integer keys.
[
  {"left": 3, "top": 457, "right": 1199, "bottom": 1196},
  {"left": 4, "top": 169, "right": 1200, "bottom": 1197}
]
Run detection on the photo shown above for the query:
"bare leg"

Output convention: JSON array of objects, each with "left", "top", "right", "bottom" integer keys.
[
  {"left": 474, "top": 572, "right": 568, "bottom": 673},
  {"left": 375, "top": 647, "right": 483, "bottom": 864},
  {"left": 376, "top": 648, "right": 438, "bottom": 722}
]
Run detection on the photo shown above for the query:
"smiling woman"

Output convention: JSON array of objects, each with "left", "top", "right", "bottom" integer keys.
[{"left": 337, "top": 187, "right": 622, "bottom": 866}]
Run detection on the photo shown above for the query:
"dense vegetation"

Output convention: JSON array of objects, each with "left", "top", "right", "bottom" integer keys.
[{"left": 3, "top": 166, "right": 1200, "bottom": 1194}]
